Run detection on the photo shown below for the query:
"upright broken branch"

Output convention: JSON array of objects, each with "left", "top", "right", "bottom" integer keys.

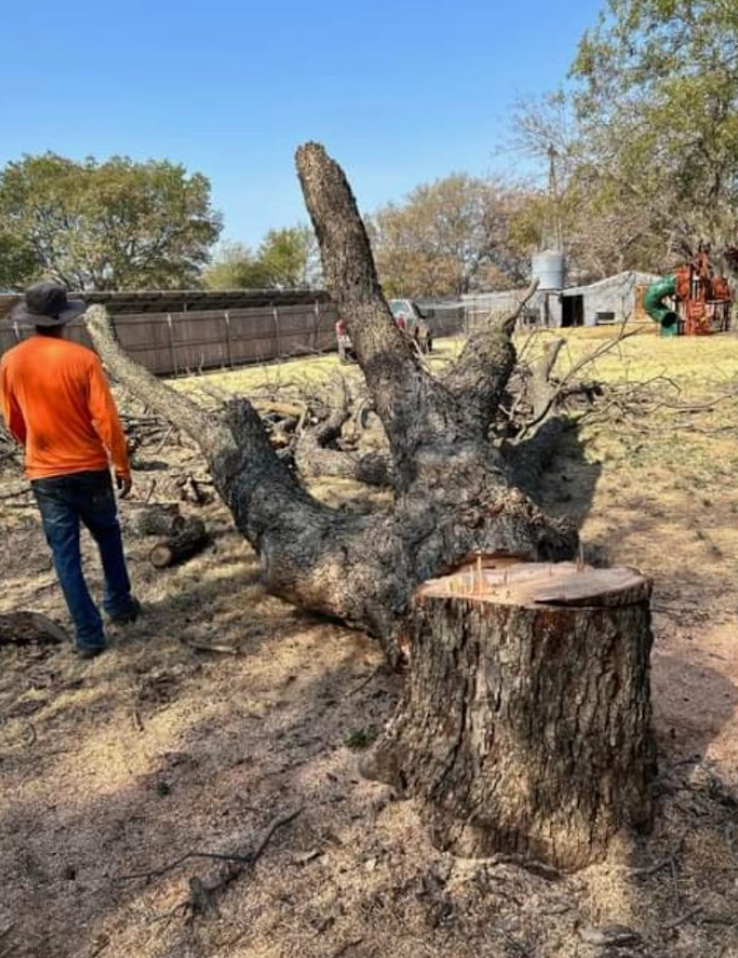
[{"left": 440, "top": 280, "right": 539, "bottom": 433}]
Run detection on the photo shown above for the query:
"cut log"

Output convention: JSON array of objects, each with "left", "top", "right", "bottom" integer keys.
[
  {"left": 122, "top": 504, "right": 186, "bottom": 537},
  {"left": 149, "top": 518, "right": 209, "bottom": 569},
  {"left": 0, "top": 612, "right": 69, "bottom": 647},
  {"left": 362, "top": 558, "right": 657, "bottom": 872}
]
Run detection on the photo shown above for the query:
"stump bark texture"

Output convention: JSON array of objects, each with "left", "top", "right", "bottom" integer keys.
[{"left": 364, "top": 559, "right": 657, "bottom": 871}]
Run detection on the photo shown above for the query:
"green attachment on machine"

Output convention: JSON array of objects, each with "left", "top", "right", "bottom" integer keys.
[{"left": 644, "top": 275, "right": 680, "bottom": 336}]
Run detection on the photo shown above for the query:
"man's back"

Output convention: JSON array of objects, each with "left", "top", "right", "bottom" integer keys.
[{"left": 0, "top": 337, "right": 126, "bottom": 480}]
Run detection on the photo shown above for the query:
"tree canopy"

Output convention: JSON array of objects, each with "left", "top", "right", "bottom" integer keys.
[
  {"left": 203, "top": 225, "right": 321, "bottom": 290},
  {"left": 508, "top": 0, "right": 738, "bottom": 279},
  {"left": 0, "top": 153, "right": 223, "bottom": 290},
  {"left": 367, "top": 174, "right": 535, "bottom": 298},
  {"left": 571, "top": 0, "right": 738, "bottom": 260}
]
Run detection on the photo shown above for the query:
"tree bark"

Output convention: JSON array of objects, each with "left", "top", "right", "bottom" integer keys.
[{"left": 361, "top": 559, "right": 657, "bottom": 871}]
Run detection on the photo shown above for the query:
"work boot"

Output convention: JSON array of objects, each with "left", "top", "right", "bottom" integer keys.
[
  {"left": 109, "top": 597, "right": 142, "bottom": 625},
  {"left": 76, "top": 644, "right": 107, "bottom": 660}
]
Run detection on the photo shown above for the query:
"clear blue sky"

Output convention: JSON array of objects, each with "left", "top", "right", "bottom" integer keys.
[{"left": 0, "top": 0, "right": 603, "bottom": 249}]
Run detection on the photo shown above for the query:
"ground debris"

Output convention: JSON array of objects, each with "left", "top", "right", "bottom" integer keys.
[
  {"left": 578, "top": 923, "right": 642, "bottom": 946},
  {"left": 0, "top": 611, "right": 68, "bottom": 648}
]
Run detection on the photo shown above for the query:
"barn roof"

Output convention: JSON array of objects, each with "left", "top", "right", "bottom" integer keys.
[{"left": 561, "top": 270, "right": 663, "bottom": 297}]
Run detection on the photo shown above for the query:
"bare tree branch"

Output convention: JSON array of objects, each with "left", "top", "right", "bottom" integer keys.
[{"left": 441, "top": 281, "right": 539, "bottom": 432}]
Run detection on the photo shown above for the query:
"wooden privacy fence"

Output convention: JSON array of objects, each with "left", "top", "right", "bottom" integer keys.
[{"left": 0, "top": 301, "right": 339, "bottom": 377}]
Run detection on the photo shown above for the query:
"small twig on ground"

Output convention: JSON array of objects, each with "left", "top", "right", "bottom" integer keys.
[
  {"left": 346, "top": 666, "right": 383, "bottom": 696},
  {"left": 143, "top": 478, "right": 157, "bottom": 504},
  {"left": 481, "top": 853, "right": 561, "bottom": 882},
  {"left": 331, "top": 938, "right": 364, "bottom": 958},
  {"left": 249, "top": 805, "right": 303, "bottom": 863},
  {"left": 121, "top": 804, "right": 303, "bottom": 882},
  {"left": 121, "top": 849, "right": 253, "bottom": 883},
  {"left": 701, "top": 913, "right": 738, "bottom": 927},
  {"left": 150, "top": 804, "right": 305, "bottom": 925},
  {"left": 153, "top": 424, "right": 176, "bottom": 455},
  {"left": 662, "top": 905, "right": 703, "bottom": 931},
  {"left": 178, "top": 637, "right": 239, "bottom": 656},
  {"left": 632, "top": 830, "right": 688, "bottom": 878},
  {"left": 0, "top": 481, "right": 31, "bottom": 499}
]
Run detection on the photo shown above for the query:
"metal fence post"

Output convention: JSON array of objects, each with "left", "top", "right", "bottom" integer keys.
[
  {"left": 223, "top": 310, "right": 233, "bottom": 368},
  {"left": 313, "top": 300, "right": 321, "bottom": 351},
  {"left": 273, "top": 306, "right": 282, "bottom": 359},
  {"left": 166, "top": 313, "right": 178, "bottom": 376}
]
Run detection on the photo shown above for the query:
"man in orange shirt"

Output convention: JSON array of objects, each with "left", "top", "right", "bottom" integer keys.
[{"left": 1, "top": 282, "right": 140, "bottom": 659}]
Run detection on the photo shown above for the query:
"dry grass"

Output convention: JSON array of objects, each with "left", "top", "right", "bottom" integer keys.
[{"left": 0, "top": 327, "right": 737, "bottom": 958}]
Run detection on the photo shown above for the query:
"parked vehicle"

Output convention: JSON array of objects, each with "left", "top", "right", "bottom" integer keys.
[
  {"left": 335, "top": 300, "right": 433, "bottom": 362},
  {"left": 389, "top": 299, "right": 433, "bottom": 353},
  {"left": 335, "top": 318, "right": 356, "bottom": 363}
]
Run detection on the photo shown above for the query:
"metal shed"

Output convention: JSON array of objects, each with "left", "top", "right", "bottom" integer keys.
[
  {"left": 463, "top": 269, "right": 664, "bottom": 330},
  {"left": 560, "top": 271, "right": 663, "bottom": 327}
]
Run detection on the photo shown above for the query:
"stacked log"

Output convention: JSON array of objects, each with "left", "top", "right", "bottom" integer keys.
[{"left": 121, "top": 504, "right": 209, "bottom": 569}]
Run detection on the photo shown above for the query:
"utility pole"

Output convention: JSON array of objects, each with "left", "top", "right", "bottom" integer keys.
[{"left": 545, "top": 143, "right": 563, "bottom": 252}]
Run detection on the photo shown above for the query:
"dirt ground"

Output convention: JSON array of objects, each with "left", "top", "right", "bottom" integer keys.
[{"left": 1, "top": 332, "right": 736, "bottom": 958}]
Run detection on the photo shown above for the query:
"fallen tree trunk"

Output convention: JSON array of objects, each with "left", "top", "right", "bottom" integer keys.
[
  {"left": 85, "top": 141, "right": 577, "bottom": 658},
  {"left": 362, "top": 559, "right": 657, "bottom": 870}
]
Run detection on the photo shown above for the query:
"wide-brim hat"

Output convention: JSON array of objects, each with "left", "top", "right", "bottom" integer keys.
[{"left": 10, "top": 281, "right": 86, "bottom": 327}]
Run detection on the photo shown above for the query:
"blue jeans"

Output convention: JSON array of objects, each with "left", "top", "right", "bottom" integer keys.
[{"left": 32, "top": 470, "right": 135, "bottom": 652}]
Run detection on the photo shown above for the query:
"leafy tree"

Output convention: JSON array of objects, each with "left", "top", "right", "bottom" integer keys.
[
  {"left": 508, "top": 91, "right": 663, "bottom": 279},
  {"left": 204, "top": 225, "right": 321, "bottom": 289},
  {"left": 507, "top": 2, "right": 738, "bottom": 279},
  {"left": 259, "top": 226, "right": 320, "bottom": 287},
  {"left": 368, "top": 174, "right": 534, "bottom": 298},
  {"left": 0, "top": 153, "right": 223, "bottom": 290},
  {"left": 568, "top": 0, "right": 738, "bottom": 266},
  {"left": 202, "top": 241, "right": 273, "bottom": 289},
  {"left": 0, "top": 229, "right": 37, "bottom": 290}
]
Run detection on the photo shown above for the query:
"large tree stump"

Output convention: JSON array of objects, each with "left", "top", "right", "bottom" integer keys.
[{"left": 362, "top": 558, "right": 657, "bottom": 871}]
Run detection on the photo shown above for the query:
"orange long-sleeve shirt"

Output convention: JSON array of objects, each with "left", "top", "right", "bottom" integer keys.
[{"left": 0, "top": 336, "right": 130, "bottom": 481}]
